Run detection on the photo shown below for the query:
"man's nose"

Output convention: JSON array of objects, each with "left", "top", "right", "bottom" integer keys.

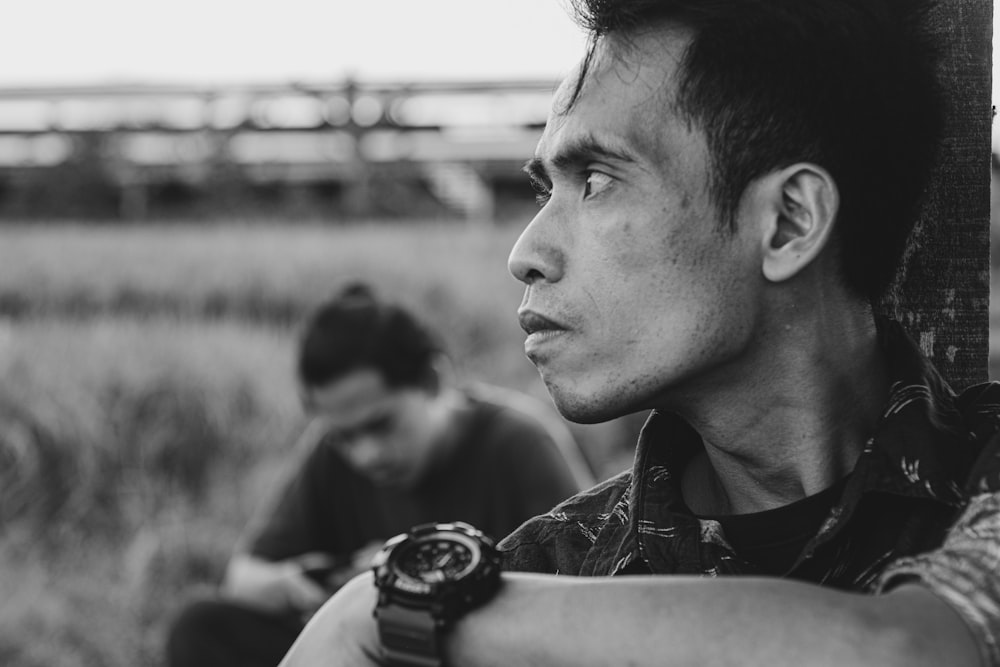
[
  {"left": 507, "top": 206, "right": 565, "bottom": 285},
  {"left": 344, "top": 435, "right": 384, "bottom": 470}
]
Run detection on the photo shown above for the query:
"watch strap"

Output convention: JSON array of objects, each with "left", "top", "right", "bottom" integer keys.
[{"left": 377, "top": 603, "right": 445, "bottom": 667}]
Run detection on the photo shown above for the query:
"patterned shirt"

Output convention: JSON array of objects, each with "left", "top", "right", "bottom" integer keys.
[{"left": 499, "top": 320, "right": 1000, "bottom": 665}]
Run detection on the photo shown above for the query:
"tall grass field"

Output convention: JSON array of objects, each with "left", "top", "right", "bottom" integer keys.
[{"left": 0, "top": 220, "right": 642, "bottom": 666}]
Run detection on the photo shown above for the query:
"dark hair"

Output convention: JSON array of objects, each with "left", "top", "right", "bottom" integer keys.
[
  {"left": 297, "top": 283, "right": 443, "bottom": 391},
  {"left": 565, "top": 0, "right": 943, "bottom": 303}
]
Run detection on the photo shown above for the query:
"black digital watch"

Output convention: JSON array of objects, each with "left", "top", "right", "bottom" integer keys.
[{"left": 372, "top": 521, "right": 502, "bottom": 667}]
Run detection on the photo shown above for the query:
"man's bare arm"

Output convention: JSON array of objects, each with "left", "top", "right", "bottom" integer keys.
[{"left": 280, "top": 572, "right": 980, "bottom": 667}]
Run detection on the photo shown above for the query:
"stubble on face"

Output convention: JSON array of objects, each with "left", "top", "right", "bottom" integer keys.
[{"left": 519, "top": 27, "right": 760, "bottom": 425}]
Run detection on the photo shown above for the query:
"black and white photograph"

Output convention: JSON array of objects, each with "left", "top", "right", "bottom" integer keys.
[{"left": 0, "top": 2, "right": 998, "bottom": 666}]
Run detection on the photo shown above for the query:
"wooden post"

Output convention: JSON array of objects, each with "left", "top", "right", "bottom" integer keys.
[{"left": 882, "top": 0, "right": 994, "bottom": 390}]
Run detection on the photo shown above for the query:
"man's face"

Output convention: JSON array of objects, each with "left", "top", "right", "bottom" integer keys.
[
  {"left": 508, "top": 26, "right": 764, "bottom": 423},
  {"left": 302, "top": 369, "right": 441, "bottom": 488}
]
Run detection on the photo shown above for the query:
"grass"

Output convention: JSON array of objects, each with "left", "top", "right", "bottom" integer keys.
[
  {"left": 0, "top": 220, "right": 642, "bottom": 667},
  {"left": 0, "top": 220, "right": 542, "bottom": 387},
  {"left": 0, "top": 221, "right": 522, "bottom": 319},
  {"left": 0, "top": 319, "right": 303, "bottom": 665}
]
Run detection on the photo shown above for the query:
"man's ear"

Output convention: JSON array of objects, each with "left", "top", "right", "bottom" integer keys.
[{"left": 758, "top": 164, "right": 839, "bottom": 284}]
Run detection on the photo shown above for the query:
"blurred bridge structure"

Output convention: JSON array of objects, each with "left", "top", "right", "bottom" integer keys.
[{"left": 0, "top": 79, "right": 558, "bottom": 221}]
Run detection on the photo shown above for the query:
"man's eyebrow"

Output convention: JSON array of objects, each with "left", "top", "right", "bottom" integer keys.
[{"left": 524, "top": 135, "right": 636, "bottom": 180}]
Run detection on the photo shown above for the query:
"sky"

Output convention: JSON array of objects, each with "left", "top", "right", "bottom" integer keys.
[{"left": 0, "top": 0, "right": 586, "bottom": 85}]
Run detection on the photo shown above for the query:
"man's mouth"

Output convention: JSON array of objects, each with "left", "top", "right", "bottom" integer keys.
[
  {"left": 518, "top": 310, "right": 570, "bottom": 359},
  {"left": 517, "top": 310, "right": 567, "bottom": 335}
]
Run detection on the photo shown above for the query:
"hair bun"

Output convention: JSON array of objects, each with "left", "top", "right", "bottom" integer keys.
[{"left": 337, "top": 281, "right": 376, "bottom": 303}]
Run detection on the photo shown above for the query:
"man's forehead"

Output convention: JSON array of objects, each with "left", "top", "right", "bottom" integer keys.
[
  {"left": 550, "top": 61, "right": 587, "bottom": 119},
  {"left": 550, "top": 26, "right": 690, "bottom": 120},
  {"left": 304, "top": 369, "right": 394, "bottom": 422},
  {"left": 321, "top": 410, "right": 393, "bottom": 441},
  {"left": 536, "top": 30, "right": 693, "bottom": 166}
]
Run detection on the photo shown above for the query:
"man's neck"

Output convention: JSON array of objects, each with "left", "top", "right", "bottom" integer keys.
[{"left": 676, "top": 303, "right": 889, "bottom": 516}]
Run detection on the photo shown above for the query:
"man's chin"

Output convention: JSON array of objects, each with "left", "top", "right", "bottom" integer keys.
[
  {"left": 544, "top": 382, "right": 629, "bottom": 425},
  {"left": 367, "top": 469, "right": 416, "bottom": 489}
]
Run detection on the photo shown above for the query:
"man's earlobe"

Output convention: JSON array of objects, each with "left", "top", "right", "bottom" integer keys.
[{"left": 761, "top": 165, "right": 839, "bottom": 283}]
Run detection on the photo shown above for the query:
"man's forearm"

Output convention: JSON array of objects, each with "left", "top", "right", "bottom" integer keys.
[
  {"left": 283, "top": 572, "right": 981, "bottom": 667},
  {"left": 450, "top": 574, "right": 980, "bottom": 667}
]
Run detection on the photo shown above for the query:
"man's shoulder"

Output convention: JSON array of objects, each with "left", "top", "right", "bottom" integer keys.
[
  {"left": 463, "top": 383, "right": 567, "bottom": 433},
  {"left": 460, "top": 383, "right": 592, "bottom": 478},
  {"left": 531, "top": 468, "right": 631, "bottom": 522},
  {"left": 498, "top": 470, "right": 632, "bottom": 572},
  {"left": 557, "top": 468, "right": 632, "bottom": 512}
]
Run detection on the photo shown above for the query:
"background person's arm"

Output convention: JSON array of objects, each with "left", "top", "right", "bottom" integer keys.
[
  {"left": 221, "top": 552, "right": 332, "bottom": 615},
  {"left": 223, "top": 420, "right": 347, "bottom": 616},
  {"left": 223, "top": 541, "right": 385, "bottom": 615},
  {"left": 281, "top": 572, "right": 981, "bottom": 667}
]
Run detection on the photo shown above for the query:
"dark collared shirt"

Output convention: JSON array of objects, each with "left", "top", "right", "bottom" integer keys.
[{"left": 499, "top": 321, "right": 1000, "bottom": 665}]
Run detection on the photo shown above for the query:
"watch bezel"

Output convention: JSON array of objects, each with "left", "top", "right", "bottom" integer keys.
[{"left": 373, "top": 521, "right": 501, "bottom": 623}]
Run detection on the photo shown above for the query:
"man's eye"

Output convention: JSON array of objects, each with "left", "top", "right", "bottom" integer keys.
[{"left": 584, "top": 171, "right": 613, "bottom": 198}]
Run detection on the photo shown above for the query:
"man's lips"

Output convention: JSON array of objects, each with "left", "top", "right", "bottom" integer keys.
[{"left": 518, "top": 310, "right": 567, "bottom": 335}]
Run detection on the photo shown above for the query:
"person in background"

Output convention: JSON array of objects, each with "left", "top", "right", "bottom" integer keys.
[
  {"left": 165, "top": 282, "right": 592, "bottom": 667},
  {"left": 280, "top": 1, "right": 1000, "bottom": 665}
]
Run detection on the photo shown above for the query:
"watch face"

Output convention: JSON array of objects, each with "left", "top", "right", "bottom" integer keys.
[{"left": 394, "top": 532, "right": 479, "bottom": 583}]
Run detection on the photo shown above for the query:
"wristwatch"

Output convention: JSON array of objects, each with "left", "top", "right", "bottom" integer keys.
[{"left": 372, "top": 521, "right": 502, "bottom": 667}]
